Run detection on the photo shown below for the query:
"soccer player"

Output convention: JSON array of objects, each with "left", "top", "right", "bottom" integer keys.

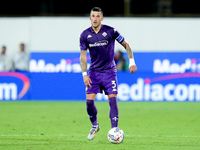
[{"left": 79, "top": 7, "right": 137, "bottom": 140}]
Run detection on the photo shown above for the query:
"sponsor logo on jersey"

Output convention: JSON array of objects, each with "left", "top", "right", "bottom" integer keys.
[{"left": 89, "top": 40, "right": 108, "bottom": 47}]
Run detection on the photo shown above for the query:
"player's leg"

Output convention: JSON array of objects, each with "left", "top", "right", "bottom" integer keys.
[
  {"left": 85, "top": 71, "right": 102, "bottom": 140},
  {"left": 108, "top": 94, "right": 119, "bottom": 128},
  {"left": 86, "top": 93, "right": 100, "bottom": 140},
  {"left": 86, "top": 93, "right": 98, "bottom": 126},
  {"left": 86, "top": 71, "right": 101, "bottom": 127},
  {"left": 102, "top": 72, "right": 119, "bottom": 128}
]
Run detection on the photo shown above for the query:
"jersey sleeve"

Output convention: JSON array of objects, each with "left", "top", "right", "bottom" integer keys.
[
  {"left": 111, "top": 28, "right": 125, "bottom": 44},
  {"left": 79, "top": 32, "right": 88, "bottom": 51}
]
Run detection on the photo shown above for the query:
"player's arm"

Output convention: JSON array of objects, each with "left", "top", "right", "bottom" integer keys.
[
  {"left": 80, "top": 50, "right": 92, "bottom": 87},
  {"left": 121, "top": 40, "right": 137, "bottom": 73}
]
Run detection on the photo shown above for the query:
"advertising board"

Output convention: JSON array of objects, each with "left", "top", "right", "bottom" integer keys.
[
  {"left": 0, "top": 72, "right": 30, "bottom": 100},
  {"left": 1, "top": 52, "right": 200, "bottom": 101},
  {"left": 29, "top": 52, "right": 200, "bottom": 73}
]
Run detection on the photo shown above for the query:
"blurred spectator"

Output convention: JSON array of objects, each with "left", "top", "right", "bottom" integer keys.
[
  {"left": 0, "top": 46, "right": 9, "bottom": 71},
  {"left": 114, "top": 50, "right": 128, "bottom": 71},
  {"left": 12, "top": 43, "right": 29, "bottom": 71}
]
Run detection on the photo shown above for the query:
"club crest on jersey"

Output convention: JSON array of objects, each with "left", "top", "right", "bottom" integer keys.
[{"left": 102, "top": 32, "right": 107, "bottom": 37}]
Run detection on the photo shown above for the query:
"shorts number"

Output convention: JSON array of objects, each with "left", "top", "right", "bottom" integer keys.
[{"left": 111, "top": 80, "right": 117, "bottom": 92}]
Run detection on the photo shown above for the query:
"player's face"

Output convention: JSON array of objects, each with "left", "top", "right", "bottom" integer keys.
[{"left": 90, "top": 11, "right": 104, "bottom": 28}]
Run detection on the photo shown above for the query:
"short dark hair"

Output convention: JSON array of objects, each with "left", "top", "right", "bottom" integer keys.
[{"left": 90, "top": 7, "right": 103, "bottom": 16}]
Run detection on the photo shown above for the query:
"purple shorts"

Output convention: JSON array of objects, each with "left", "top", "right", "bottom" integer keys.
[{"left": 86, "top": 71, "right": 118, "bottom": 95}]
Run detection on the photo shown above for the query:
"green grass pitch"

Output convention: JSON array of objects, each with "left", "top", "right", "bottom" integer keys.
[{"left": 0, "top": 101, "right": 200, "bottom": 150}]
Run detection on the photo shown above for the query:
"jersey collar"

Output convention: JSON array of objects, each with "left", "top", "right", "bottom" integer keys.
[{"left": 90, "top": 24, "right": 104, "bottom": 33}]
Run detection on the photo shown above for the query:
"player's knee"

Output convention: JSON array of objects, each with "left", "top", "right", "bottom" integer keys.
[
  {"left": 108, "top": 97, "right": 117, "bottom": 107},
  {"left": 86, "top": 99, "right": 95, "bottom": 107},
  {"left": 108, "top": 94, "right": 117, "bottom": 99},
  {"left": 86, "top": 94, "right": 96, "bottom": 100}
]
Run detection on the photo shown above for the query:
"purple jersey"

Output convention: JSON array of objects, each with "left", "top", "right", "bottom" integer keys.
[{"left": 80, "top": 24, "right": 124, "bottom": 73}]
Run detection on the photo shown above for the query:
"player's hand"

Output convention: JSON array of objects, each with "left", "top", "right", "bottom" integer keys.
[
  {"left": 83, "top": 75, "right": 92, "bottom": 88},
  {"left": 129, "top": 65, "right": 137, "bottom": 73}
]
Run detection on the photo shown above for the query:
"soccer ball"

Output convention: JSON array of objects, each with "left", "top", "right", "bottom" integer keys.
[{"left": 107, "top": 127, "right": 124, "bottom": 144}]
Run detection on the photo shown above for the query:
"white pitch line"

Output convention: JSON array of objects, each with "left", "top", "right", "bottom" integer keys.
[
  {"left": 0, "top": 134, "right": 200, "bottom": 138},
  {"left": 0, "top": 134, "right": 85, "bottom": 137},
  {"left": 126, "top": 135, "right": 200, "bottom": 138}
]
